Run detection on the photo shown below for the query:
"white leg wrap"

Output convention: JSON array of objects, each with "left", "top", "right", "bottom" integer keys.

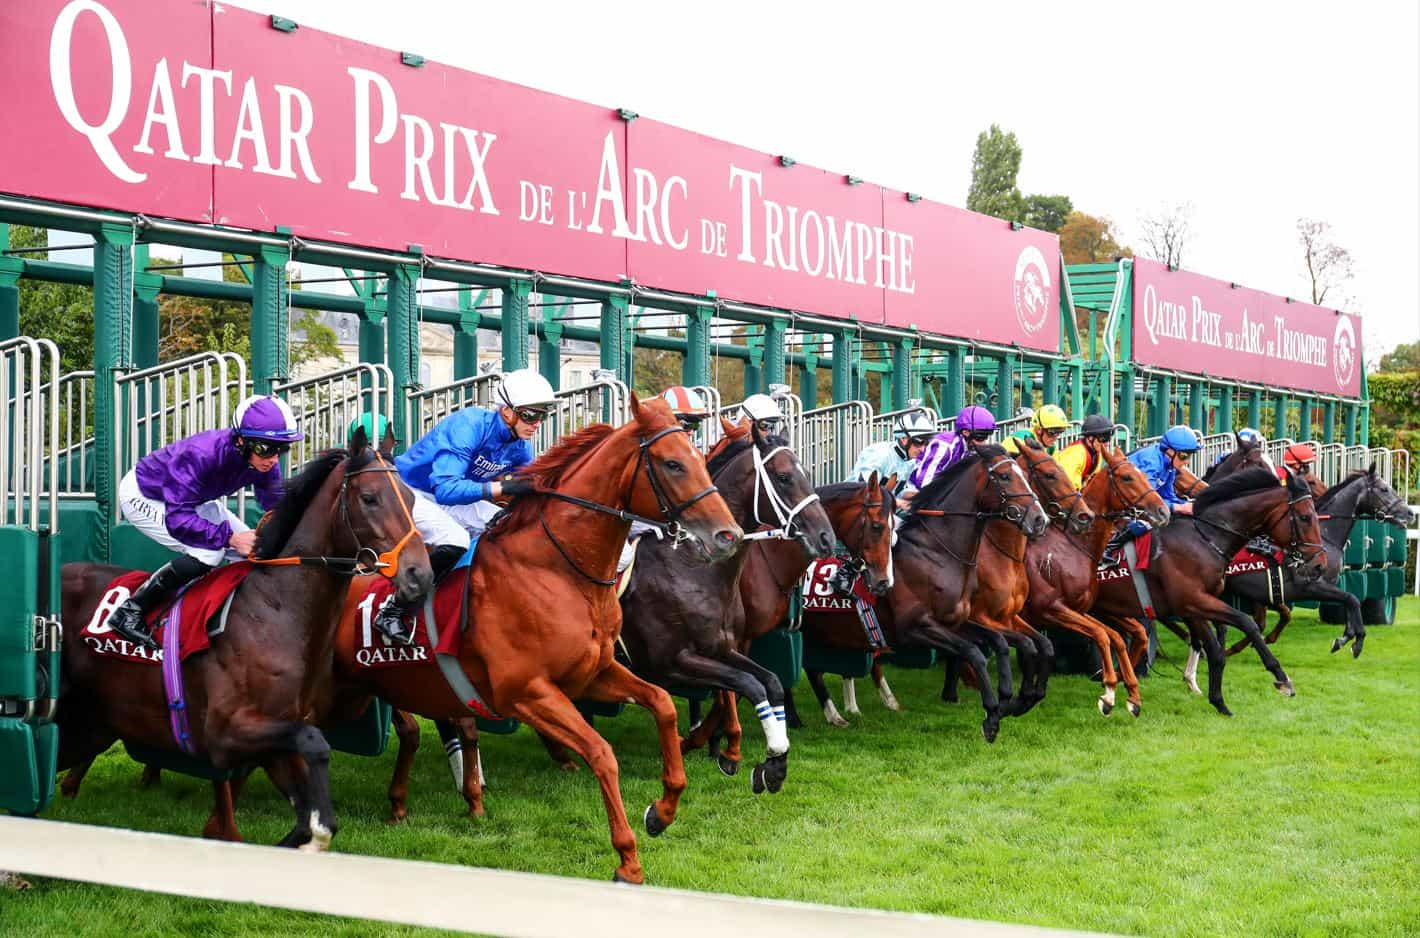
[
  {"left": 1184, "top": 648, "right": 1202, "bottom": 694},
  {"left": 446, "top": 745, "right": 465, "bottom": 792},
  {"left": 877, "top": 676, "right": 900, "bottom": 711},
  {"left": 475, "top": 748, "right": 485, "bottom": 787},
  {"left": 843, "top": 678, "right": 861, "bottom": 715},
  {"left": 755, "top": 700, "right": 789, "bottom": 756}
]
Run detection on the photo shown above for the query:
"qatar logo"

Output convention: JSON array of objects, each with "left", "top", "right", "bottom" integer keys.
[
  {"left": 1012, "top": 246, "right": 1052, "bottom": 336},
  {"left": 1333, "top": 316, "right": 1356, "bottom": 390}
]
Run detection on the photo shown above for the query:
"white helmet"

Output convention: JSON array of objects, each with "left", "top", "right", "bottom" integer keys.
[
  {"left": 497, "top": 369, "right": 558, "bottom": 411},
  {"left": 740, "top": 393, "right": 783, "bottom": 423},
  {"left": 893, "top": 411, "right": 936, "bottom": 440}
]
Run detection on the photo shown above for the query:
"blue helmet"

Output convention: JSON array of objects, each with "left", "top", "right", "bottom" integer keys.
[
  {"left": 234, "top": 395, "right": 303, "bottom": 442},
  {"left": 1161, "top": 425, "right": 1200, "bottom": 453},
  {"left": 1237, "top": 427, "right": 1264, "bottom": 445},
  {"left": 955, "top": 405, "right": 997, "bottom": 433}
]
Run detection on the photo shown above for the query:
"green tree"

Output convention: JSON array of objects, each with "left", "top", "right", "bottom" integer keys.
[
  {"left": 966, "top": 125, "right": 1025, "bottom": 222},
  {"left": 1059, "top": 212, "right": 1132, "bottom": 264},
  {"left": 1379, "top": 341, "right": 1420, "bottom": 373},
  {"left": 10, "top": 226, "right": 95, "bottom": 375},
  {"left": 1022, "top": 194, "right": 1074, "bottom": 233}
]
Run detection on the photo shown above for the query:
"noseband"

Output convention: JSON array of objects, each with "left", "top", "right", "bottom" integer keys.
[{"left": 741, "top": 443, "right": 821, "bottom": 543}]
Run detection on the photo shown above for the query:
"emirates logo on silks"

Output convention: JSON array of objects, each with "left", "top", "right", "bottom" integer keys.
[
  {"left": 1333, "top": 316, "right": 1357, "bottom": 391},
  {"left": 1012, "top": 246, "right": 1052, "bottom": 336}
]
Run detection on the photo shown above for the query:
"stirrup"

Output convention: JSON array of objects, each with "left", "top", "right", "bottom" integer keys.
[
  {"left": 374, "top": 606, "right": 415, "bottom": 646},
  {"left": 108, "top": 604, "right": 159, "bottom": 651}
]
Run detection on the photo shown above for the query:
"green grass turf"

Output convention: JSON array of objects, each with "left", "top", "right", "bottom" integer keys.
[{"left": 4, "top": 600, "right": 1417, "bottom": 937}]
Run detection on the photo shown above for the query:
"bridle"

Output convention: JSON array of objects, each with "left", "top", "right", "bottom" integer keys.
[
  {"left": 1192, "top": 485, "right": 1325, "bottom": 569},
  {"left": 1016, "top": 447, "right": 1090, "bottom": 533},
  {"left": 908, "top": 456, "right": 1040, "bottom": 566},
  {"left": 536, "top": 423, "right": 720, "bottom": 585},
  {"left": 741, "top": 442, "right": 821, "bottom": 543},
  {"left": 1099, "top": 457, "right": 1160, "bottom": 523},
  {"left": 251, "top": 450, "right": 417, "bottom": 578}
]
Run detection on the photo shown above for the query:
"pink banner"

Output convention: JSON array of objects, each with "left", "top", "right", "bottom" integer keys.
[
  {"left": 1132, "top": 258, "right": 1362, "bottom": 398},
  {"left": 0, "top": 0, "right": 215, "bottom": 221},
  {"left": 625, "top": 119, "right": 885, "bottom": 322},
  {"left": 884, "top": 194, "right": 1061, "bottom": 352}
]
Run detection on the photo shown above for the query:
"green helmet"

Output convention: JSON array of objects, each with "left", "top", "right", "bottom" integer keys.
[{"left": 349, "top": 413, "right": 390, "bottom": 442}]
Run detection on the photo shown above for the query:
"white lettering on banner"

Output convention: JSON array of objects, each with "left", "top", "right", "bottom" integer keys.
[
  {"left": 134, "top": 58, "right": 188, "bottom": 161},
  {"left": 50, "top": 0, "right": 144, "bottom": 182},
  {"left": 181, "top": 62, "right": 234, "bottom": 166},
  {"left": 348, "top": 67, "right": 398, "bottom": 193}
]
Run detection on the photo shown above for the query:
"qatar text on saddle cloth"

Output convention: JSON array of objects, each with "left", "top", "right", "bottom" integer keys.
[
  {"left": 80, "top": 564, "right": 253, "bottom": 664},
  {"left": 1095, "top": 530, "right": 1154, "bottom": 582},
  {"left": 353, "top": 573, "right": 465, "bottom": 668}
]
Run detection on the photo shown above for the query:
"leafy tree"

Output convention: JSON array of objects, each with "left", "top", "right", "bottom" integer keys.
[
  {"left": 966, "top": 125, "right": 1025, "bottom": 222},
  {"left": 1296, "top": 218, "right": 1353, "bottom": 306},
  {"left": 1022, "top": 194, "right": 1073, "bottom": 234},
  {"left": 1378, "top": 340, "right": 1420, "bottom": 373},
  {"left": 1059, "top": 212, "right": 1132, "bottom": 265},
  {"left": 10, "top": 226, "right": 95, "bottom": 375}
]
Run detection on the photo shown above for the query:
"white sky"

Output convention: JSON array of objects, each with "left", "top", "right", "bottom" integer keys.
[{"left": 226, "top": 0, "right": 1418, "bottom": 363}]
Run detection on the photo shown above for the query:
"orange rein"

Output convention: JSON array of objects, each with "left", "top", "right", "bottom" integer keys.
[{"left": 250, "top": 450, "right": 417, "bottom": 579}]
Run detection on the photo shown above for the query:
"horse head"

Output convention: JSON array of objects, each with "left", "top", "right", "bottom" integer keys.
[
  {"left": 1357, "top": 463, "right": 1415, "bottom": 526},
  {"left": 706, "top": 417, "right": 833, "bottom": 560},
  {"left": 1174, "top": 460, "right": 1208, "bottom": 499},
  {"left": 1014, "top": 436, "right": 1094, "bottom": 534},
  {"left": 821, "top": 471, "right": 896, "bottom": 595},
  {"left": 1091, "top": 446, "right": 1170, "bottom": 528},
  {"left": 1273, "top": 468, "right": 1328, "bottom": 581},
  {"left": 974, "top": 444, "right": 1049, "bottom": 538}
]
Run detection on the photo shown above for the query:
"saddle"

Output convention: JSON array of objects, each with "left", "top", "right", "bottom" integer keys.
[
  {"left": 799, "top": 555, "right": 886, "bottom": 649},
  {"left": 82, "top": 564, "right": 251, "bottom": 664},
  {"left": 1097, "top": 530, "right": 1154, "bottom": 579}
]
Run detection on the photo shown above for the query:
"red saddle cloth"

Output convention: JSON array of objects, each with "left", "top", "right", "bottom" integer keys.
[
  {"left": 800, "top": 556, "right": 876, "bottom": 613},
  {"left": 350, "top": 571, "right": 467, "bottom": 669},
  {"left": 1226, "top": 546, "right": 1283, "bottom": 578},
  {"left": 81, "top": 563, "right": 252, "bottom": 664},
  {"left": 1095, "top": 531, "right": 1153, "bottom": 582}
]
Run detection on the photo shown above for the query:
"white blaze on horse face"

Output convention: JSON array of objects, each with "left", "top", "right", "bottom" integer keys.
[{"left": 885, "top": 513, "right": 897, "bottom": 586}]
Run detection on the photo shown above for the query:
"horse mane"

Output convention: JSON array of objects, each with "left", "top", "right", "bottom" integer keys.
[
  {"left": 705, "top": 432, "right": 790, "bottom": 478},
  {"left": 252, "top": 449, "right": 350, "bottom": 559},
  {"left": 816, "top": 480, "right": 870, "bottom": 502},
  {"left": 485, "top": 423, "right": 615, "bottom": 539},
  {"left": 905, "top": 445, "right": 1006, "bottom": 521},
  {"left": 1317, "top": 470, "right": 1368, "bottom": 510},
  {"left": 1192, "top": 465, "right": 1283, "bottom": 514}
]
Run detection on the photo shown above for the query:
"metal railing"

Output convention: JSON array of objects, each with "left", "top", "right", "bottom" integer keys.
[
  {"left": 1261, "top": 438, "right": 1295, "bottom": 470},
  {"left": 1, "top": 336, "right": 61, "bottom": 529},
  {"left": 1343, "top": 444, "right": 1371, "bottom": 477},
  {"left": 1368, "top": 447, "right": 1411, "bottom": 492},
  {"left": 708, "top": 387, "right": 805, "bottom": 450},
  {"left": 115, "top": 352, "right": 248, "bottom": 520},
  {"left": 799, "top": 401, "right": 872, "bottom": 485},
  {"left": 6, "top": 368, "right": 95, "bottom": 497},
  {"left": 688, "top": 385, "right": 722, "bottom": 451},
  {"left": 275, "top": 364, "right": 395, "bottom": 466},
  {"left": 406, "top": 373, "right": 504, "bottom": 441},
  {"left": 534, "top": 375, "right": 631, "bottom": 453},
  {"left": 1310, "top": 441, "right": 1346, "bottom": 487}
]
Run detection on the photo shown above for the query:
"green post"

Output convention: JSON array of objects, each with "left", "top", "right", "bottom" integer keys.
[
  {"left": 891, "top": 337, "right": 913, "bottom": 410},
  {"left": 453, "top": 287, "right": 484, "bottom": 380},
  {"left": 993, "top": 355, "right": 1014, "bottom": 419},
  {"left": 744, "top": 331, "right": 764, "bottom": 396},
  {"left": 0, "top": 224, "right": 21, "bottom": 341},
  {"left": 1322, "top": 400, "right": 1336, "bottom": 443},
  {"left": 537, "top": 296, "right": 565, "bottom": 390},
  {"left": 93, "top": 222, "right": 135, "bottom": 561},
  {"left": 1273, "top": 394, "right": 1289, "bottom": 440},
  {"left": 944, "top": 346, "right": 965, "bottom": 418},
  {"left": 500, "top": 279, "right": 531, "bottom": 372},
  {"left": 386, "top": 264, "right": 422, "bottom": 448},
  {"left": 763, "top": 319, "right": 786, "bottom": 389},
  {"left": 1246, "top": 389, "right": 1262, "bottom": 430},
  {"left": 799, "top": 336, "right": 819, "bottom": 406},
  {"left": 130, "top": 245, "right": 161, "bottom": 369},
  {"left": 1298, "top": 398, "right": 1313, "bottom": 440},
  {"left": 1188, "top": 381, "right": 1205, "bottom": 432},
  {"left": 600, "top": 293, "right": 630, "bottom": 384},
  {"left": 1217, "top": 386, "right": 1233, "bottom": 434},
  {"left": 251, "top": 240, "right": 292, "bottom": 394},
  {"left": 1069, "top": 360, "right": 1085, "bottom": 419},
  {"left": 1041, "top": 358, "right": 1060, "bottom": 408},
  {"left": 683, "top": 305, "right": 712, "bottom": 388},
  {"left": 1147, "top": 374, "right": 1171, "bottom": 436},
  {"left": 359, "top": 296, "right": 386, "bottom": 366},
  {"left": 831, "top": 331, "right": 852, "bottom": 403},
  {"left": 1343, "top": 403, "right": 1357, "bottom": 445},
  {"left": 1118, "top": 368, "right": 1136, "bottom": 437}
]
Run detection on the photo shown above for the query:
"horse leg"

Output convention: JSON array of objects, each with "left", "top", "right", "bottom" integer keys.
[
  {"left": 538, "top": 731, "right": 581, "bottom": 772},
  {"left": 1188, "top": 619, "right": 1232, "bottom": 716},
  {"left": 940, "top": 655, "right": 961, "bottom": 703},
  {"left": 986, "top": 626, "right": 1034, "bottom": 717},
  {"left": 1010, "top": 617, "right": 1054, "bottom": 715},
  {"left": 870, "top": 658, "right": 901, "bottom": 711},
  {"left": 386, "top": 709, "right": 421, "bottom": 824},
  {"left": 782, "top": 684, "right": 804, "bottom": 729},
  {"left": 1206, "top": 601, "right": 1294, "bottom": 696},
  {"left": 724, "top": 650, "right": 793, "bottom": 793},
  {"left": 920, "top": 623, "right": 1003, "bottom": 742},
  {"left": 1265, "top": 604, "right": 1291, "bottom": 645},
  {"left": 209, "top": 714, "right": 337, "bottom": 853},
  {"left": 454, "top": 719, "right": 485, "bottom": 819},
  {"left": 435, "top": 718, "right": 465, "bottom": 790},
  {"left": 671, "top": 652, "right": 784, "bottom": 794},
  {"left": 804, "top": 669, "right": 846, "bottom": 726},
  {"left": 202, "top": 769, "right": 253, "bottom": 842},
  {"left": 60, "top": 755, "right": 95, "bottom": 799},
  {"left": 842, "top": 676, "right": 861, "bottom": 715},
  {"left": 1049, "top": 606, "right": 1124, "bottom": 716},
  {"left": 511, "top": 685, "right": 649, "bottom": 884},
  {"left": 681, "top": 692, "right": 725, "bottom": 756}
]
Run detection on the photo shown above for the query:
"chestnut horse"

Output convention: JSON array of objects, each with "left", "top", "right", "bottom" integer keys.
[
  {"left": 799, "top": 446, "right": 1049, "bottom": 741},
  {"left": 616, "top": 417, "right": 834, "bottom": 794},
  {"left": 1017, "top": 445, "right": 1168, "bottom": 716},
  {"left": 58, "top": 430, "right": 432, "bottom": 849},
  {"left": 1092, "top": 467, "right": 1326, "bottom": 715},
  {"left": 693, "top": 467, "right": 898, "bottom": 766}
]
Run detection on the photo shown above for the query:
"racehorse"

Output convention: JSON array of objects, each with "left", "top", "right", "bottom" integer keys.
[
  {"left": 1091, "top": 467, "right": 1326, "bottom": 715},
  {"left": 1017, "top": 443, "right": 1168, "bottom": 717},
  {"left": 692, "top": 467, "right": 898, "bottom": 764},
  {"left": 616, "top": 417, "right": 834, "bottom": 794},
  {"left": 58, "top": 428, "right": 432, "bottom": 850},
  {"left": 799, "top": 446, "right": 1048, "bottom": 741},
  {"left": 1223, "top": 467, "right": 1412, "bottom": 658}
]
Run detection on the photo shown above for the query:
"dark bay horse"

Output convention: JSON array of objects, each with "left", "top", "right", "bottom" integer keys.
[
  {"left": 618, "top": 417, "right": 834, "bottom": 794},
  {"left": 800, "top": 446, "right": 1048, "bottom": 742},
  {"left": 1223, "top": 467, "right": 1412, "bottom": 658},
  {"left": 1092, "top": 467, "right": 1326, "bottom": 715},
  {"left": 698, "top": 470, "right": 897, "bottom": 759},
  {"left": 1018, "top": 444, "right": 1168, "bottom": 717},
  {"left": 58, "top": 429, "right": 432, "bottom": 849}
]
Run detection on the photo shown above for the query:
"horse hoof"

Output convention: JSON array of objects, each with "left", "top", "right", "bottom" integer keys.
[
  {"left": 707, "top": 736, "right": 721, "bottom": 760},
  {"left": 612, "top": 871, "right": 641, "bottom": 885},
  {"left": 764, "top": 754, "right": 788, "bottom": 794},
  {"left": 787, "top": 715, "right": 803, "bottom": 729},
  {"left": 941, "top": 692, "right": 959, "bottom": 705},
  {"left": 751, "top": 763, "right": 768, "bottom": 795},
  {"left": 1275, "top": 681, "right": 1295, "bottom": 697},
  {"left": 1330, "top": 639, "right": 1344, "bottom": 654},
  {"left": 1128, "top": 702, "right": 1141, "bottom": 718},
  {"left": 1353, "top": 642, "right": 1364, "bottom": 659},
  {"left": 643, "top": 803, "right": 668, "bottom": 838},
  {"left": 1212, "top": 702, "right": 1233, "bottom": 718},
  {"left": 716, "top": 754, "right": 739, "bottom": 778},
  {"left": 982, "top": 718, "right": 1000, "bottom": 744},
  {"left": 1097, "top": 696, "right": 1113, "bottom": 717},
  {"left": 828, "top": 715, "right": 850, "bottom": 728}
]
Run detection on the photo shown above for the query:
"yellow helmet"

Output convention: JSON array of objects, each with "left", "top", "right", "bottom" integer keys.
[{"left": 1033, "top": 404, "right": 1069, "bottom": 432}]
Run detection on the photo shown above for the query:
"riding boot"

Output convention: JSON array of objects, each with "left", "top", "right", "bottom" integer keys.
[
  {"left": 372, "top": 543, "right": 466, "bottom": 645},
  {"left": 105, "top": 556, "right": 215, "bottom": 651},
  {"left": 1102, "top": 519, "right": 1151, "bottom": 568}
]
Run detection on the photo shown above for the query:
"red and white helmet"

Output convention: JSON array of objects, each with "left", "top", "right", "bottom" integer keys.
[{"left": 661, "top": 386, "right": 709, "bottom": 418}]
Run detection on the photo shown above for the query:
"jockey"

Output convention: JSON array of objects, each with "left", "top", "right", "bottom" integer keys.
[
  {"left": 1103, "top": 424, "right": 1200, "bottom": 566},
  {"left": 848, "top": 410, "right": 934, "bottom": 511},
  {"left": 740, "top": 392, "right": 786, "bottom": 437},
  {"left": 1054, "top": 414, "right": 1116, "bottom": 489},
  {"left": 1281, "top": 442, "right": 1317, "bottom": 481},
  {"left": 1003, "top": 404, "right": 1070, "bottom": 455},
  {"left": 1212, "top": 427, "right": 1264, "bottom": 466},
  {"left": 107, "top": 394, "right": 302, "bottom": 650},
  {"left": 910, "top": 405, "right": 997, "bottom": 491},
  {"left": 377, "top": 369, "right": 557, "bottom": 643}
]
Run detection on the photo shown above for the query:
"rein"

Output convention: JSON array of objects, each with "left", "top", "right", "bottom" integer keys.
[
  {"left": 250, "top": 454, "right": 416, "bottom": 578},
  {"left": 741, "top": 443, "right": 821, "bottom": 543}
]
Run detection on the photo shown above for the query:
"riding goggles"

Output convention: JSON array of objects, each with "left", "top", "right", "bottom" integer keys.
[
  {"left": 246, "top": 440, "right": 291, "bottom": 458},
  {"left": 966, "top": 430, "right": 993, "bottom": 442},
  {"left": 513, "top": 406, "right": 551, "bottom": 425}
]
